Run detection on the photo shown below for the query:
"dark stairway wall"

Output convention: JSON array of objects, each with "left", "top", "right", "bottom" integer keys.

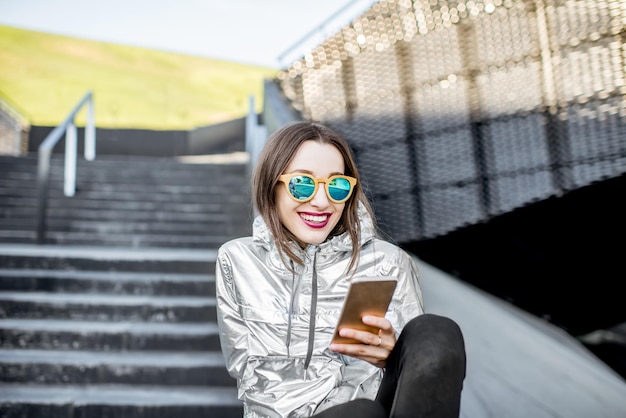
[{"left": 403, "top": 173, "right": 626, "bottom": 380}]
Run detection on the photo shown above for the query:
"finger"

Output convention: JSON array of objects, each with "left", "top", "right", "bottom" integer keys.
[
  {"left": 332, "top": 342, "right": 384, "bottom": 357},
  {"left": 362, "top": 315, "right": 389, "bottom": 329},
  {"left": 361, "top": 317, "right": 397, "bottom": 344},
  {"left": 339, "top": 328, "right": 380, "bottom": 346}
]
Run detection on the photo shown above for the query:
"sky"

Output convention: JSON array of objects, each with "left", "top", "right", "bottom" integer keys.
[{"left": 0, "top": 0, "right": 379, "bottom": 69}]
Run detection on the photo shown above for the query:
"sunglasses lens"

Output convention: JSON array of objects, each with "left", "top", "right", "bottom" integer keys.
[
  {"left": 288, "top": 175, "right": 316, "bottom": 201},
  {"left": 328, "top": 177, "right": 352, "bottom": 202}
]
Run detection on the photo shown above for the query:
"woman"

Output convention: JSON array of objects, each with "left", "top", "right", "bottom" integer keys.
[{"left": 216, "top": 121, "right": 466, "bottom": 417}]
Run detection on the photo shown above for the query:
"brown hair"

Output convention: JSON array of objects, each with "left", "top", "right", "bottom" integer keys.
[{"left": 252, "top": 121, "right": 375, "bottom": 273}]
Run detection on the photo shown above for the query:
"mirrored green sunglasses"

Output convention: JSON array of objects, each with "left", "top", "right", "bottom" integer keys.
[{"left": 278, "top": 173, "right": 357, "bottom": 203}]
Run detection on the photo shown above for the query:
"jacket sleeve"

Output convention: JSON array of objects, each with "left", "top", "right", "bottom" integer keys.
[
  {"left": 386, "top": 247, "right": 425, "bottom": 333},
  {"left": 215, "top": 245, "right": 249, "bottom": 380}
]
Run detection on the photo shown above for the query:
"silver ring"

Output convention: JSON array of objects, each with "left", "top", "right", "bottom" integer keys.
[{"left": 377, "top": 336, "right": 382, "bottom": 346}]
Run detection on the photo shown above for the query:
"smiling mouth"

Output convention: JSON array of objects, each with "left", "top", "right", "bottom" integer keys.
[
  {"left": 299, "top": 213, "right": 330, "bottom": 229},
  {"left": 300, "top": 213, "right": 329, "bottom": 223}
]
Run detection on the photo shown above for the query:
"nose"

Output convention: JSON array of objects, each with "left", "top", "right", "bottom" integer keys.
[{"left": 309, "top": 182, "right": 330, "bottom": 207}]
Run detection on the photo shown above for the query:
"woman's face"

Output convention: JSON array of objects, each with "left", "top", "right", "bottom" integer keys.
[{"left": 277, "top": 140, "right": 347, "bottom": 246}]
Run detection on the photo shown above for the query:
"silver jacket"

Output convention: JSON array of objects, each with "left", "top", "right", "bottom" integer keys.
[{"left": 216, "top": 213, "right": 424, "bottom": 418}]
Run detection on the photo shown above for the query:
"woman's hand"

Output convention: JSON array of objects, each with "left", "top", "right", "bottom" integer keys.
[{"left": 329, "top": 315, "right": 396, "bottom": 368}]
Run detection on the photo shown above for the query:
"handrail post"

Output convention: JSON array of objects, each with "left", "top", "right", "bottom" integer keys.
[
  {"left": 36, "top": 148, "right": 51, "bottom": 243},
  {"left": 85, "top": 98, "right": 96, "bottom": 161},
  {"left": 245, "top": 95, "right": 268, "bottom": 178},
  {"left": 64, "top": 122, "right": 77, "bottom": 197},
  {"left": 245, "top": 95, "right": 256, "bottom": 181}
]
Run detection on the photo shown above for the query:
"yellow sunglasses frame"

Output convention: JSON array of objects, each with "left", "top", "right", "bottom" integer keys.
[{"left": 278, "top": 173, "right": 357, "bottom": 203}]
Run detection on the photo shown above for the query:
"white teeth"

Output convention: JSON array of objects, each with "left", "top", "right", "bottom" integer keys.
[{"left": 301, "top": 214, "right": 327, "bottom": 222}]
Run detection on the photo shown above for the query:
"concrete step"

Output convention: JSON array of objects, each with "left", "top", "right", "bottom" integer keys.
[
  {"left": 0, "top": 349, "right": 233, "bottom": 386},
  {"left": 0, "top": 230, "right": 235, "bottom": 248},
  {"left": 0, "top": 318, "right": 221, "bottom": 351},
  {"left": 0, "top": 197, "right": 250, "bottom": 217},
  {"left": 0, "top": 246, "right": 216, "bottom": 273},
  {"left": 0, "top": 291, "right": 217, "bottom": 322},
  {"left": 0, "top": 154, "right": 247, "bottom": 175},
  {"left": 0, "top": 269, "right": 215, "bottom": 296},
  {"left": 0, "top": 185, "right": 250, "bottom": 204},
  {"left": 0, "top": 215, "right": 250, "bottom": 248},
  {"left": 0, "top": 218, "right": 237, "bottom": 234},
  {"left": 1, "top": 196, "right": 246, "bottom": 214},
  {"left": 0, "top": 179, "right": 250, "bottom": 200},
  {"left": 0, "top": 383, "right": 243, "bottom": 418}
]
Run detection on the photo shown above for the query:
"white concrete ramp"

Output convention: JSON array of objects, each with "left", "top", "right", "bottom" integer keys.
[{"left": 414, "top": 257, "right": 626, "bottom": 418}]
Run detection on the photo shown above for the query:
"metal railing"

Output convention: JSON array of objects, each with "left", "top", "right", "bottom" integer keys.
[{"left": 37, "top": 90, "right": 95, "bottom": 243}]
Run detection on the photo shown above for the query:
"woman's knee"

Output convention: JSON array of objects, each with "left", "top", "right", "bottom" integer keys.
[
  {"left": 400, "top": 314, "right": 466, "bottom": 373},
  {"left": 404, "top": 314, "right": 464, "bottom": 345}
]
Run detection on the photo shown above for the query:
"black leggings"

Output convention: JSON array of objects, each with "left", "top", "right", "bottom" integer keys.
[{"left": 313, "top": 314, "right": 466, "bottom": 418}]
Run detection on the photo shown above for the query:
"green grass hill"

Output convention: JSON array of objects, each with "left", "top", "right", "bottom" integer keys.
[{"left": 0, "top": 24, "right": 278, "bottom": 130}]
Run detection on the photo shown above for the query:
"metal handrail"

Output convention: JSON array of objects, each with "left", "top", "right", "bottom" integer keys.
[{"left": 37, "top": 90, "right": 95, "bottom": 243}]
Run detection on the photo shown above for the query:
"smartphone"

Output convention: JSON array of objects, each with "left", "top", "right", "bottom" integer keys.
[{"left": 331, "top": 277, "right": 398, "bottom": 344}]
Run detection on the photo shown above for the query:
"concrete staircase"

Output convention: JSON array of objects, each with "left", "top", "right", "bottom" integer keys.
[{"left": 0, "top": 153, "right": 251, "bottom": 417}]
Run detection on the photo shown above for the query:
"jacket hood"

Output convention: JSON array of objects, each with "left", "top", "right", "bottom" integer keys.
[{"left": 252, "top": 201, "right": 377, "bottom": 265}]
